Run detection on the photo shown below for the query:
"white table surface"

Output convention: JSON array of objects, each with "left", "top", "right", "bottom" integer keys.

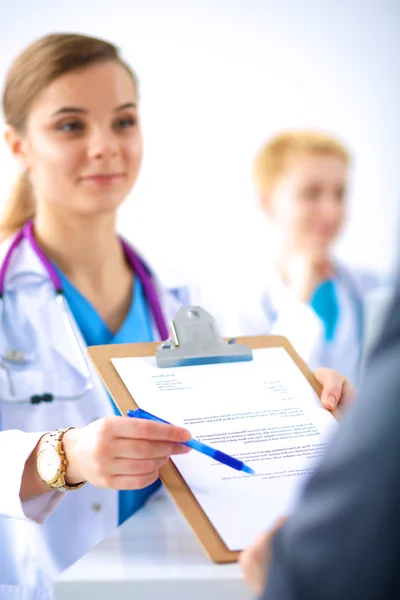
[{"left": 54, "top": 488, "right": 253, "bottom": 600}]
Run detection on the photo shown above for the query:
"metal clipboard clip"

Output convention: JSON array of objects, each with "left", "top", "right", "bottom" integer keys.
[{"left": 156, "top": 306, "right": 253, "bottom": 368}]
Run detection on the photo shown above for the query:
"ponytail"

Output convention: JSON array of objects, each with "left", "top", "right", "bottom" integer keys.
[{"left": 0, "top": 173, "right": 35, "bottom": 242}]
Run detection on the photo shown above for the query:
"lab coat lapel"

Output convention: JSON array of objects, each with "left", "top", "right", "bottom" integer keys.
[
  {"left": 46, "top": 290, "right": 89, "bottom": 376},
  {"left": 7, "top": 238, "right": 86, "bottom": 377}
]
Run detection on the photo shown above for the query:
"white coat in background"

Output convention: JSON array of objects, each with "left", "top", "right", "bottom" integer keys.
[
  {"left": 0, "top": 236, "right": 187, "bottom": 600},
  {"left": 198, "top": 262, "right": 388, "bottom": 389}
]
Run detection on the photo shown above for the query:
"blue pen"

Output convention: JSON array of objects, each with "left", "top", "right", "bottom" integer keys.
[{"left": 127, "top": 408, "right": 255, "bottom": 475}]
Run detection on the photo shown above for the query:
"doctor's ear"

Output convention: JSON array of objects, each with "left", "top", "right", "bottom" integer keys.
[{"left": 4, "top": 126, "right": 30, "bottom": 171}]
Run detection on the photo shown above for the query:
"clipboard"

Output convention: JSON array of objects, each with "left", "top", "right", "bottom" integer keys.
[{"left": 87, "top": 307, "right": 329, "bottom": 564}]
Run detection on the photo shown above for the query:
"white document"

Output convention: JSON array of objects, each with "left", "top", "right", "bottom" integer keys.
[{"left": 112, "top": 347, "right": 338, "bottom": 550}]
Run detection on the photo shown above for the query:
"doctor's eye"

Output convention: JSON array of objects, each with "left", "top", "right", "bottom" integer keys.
[
  {"left": 56, "top": 120, "right": 85, "bottom": 134},
  {"left": 114, "top": 115, "right": 137, "bottom": 131},
  {"left": 334, "top": 187, "right": 346, "bottom": 202},
  {"left": 301, "top": 185, "right": 322, "bottom": 201}
]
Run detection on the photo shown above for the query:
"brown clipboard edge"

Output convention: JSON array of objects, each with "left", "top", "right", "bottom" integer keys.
[{"left": 87, "top": 335, "right": 340, "bottom": 564}]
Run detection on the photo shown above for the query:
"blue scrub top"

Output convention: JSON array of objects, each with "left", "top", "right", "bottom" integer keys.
[
  {"left": 310, "top": 279, "right": 340, "bottom": 342},
  {"left": 55, "top": 267, "right": 161, "bottom": 524}
]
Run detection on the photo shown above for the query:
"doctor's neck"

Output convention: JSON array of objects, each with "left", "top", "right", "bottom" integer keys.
[{"left": 33, "top": 211, "right": 128, "bottom": 284}]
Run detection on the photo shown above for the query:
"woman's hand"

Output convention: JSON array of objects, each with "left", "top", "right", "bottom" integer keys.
[
  {"left": 63, "top": 416, "right": 191, "bottom": 488},
  {"left": 278, "top": 252, "right": 335, "bottom": 303},
  {"left": 314, "top": 367, "right": 356, "bottom": 412}
]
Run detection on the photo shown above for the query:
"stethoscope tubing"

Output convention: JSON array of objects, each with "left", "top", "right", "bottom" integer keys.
[{"left": 0, "top": 220, "right": 169, "bottom": 403}]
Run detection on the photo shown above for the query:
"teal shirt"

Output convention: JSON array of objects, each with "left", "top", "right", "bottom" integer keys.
[
  {"left": 310, "top": 279, "right": 340, "bottom": 342},
  {"left": 55, "top": 268, "right": 161, "bottom": 524}
]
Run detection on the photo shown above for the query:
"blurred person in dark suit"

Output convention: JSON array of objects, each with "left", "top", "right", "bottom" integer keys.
[{"left": 240, "top": 272, "right": 400, "bottom": 600}]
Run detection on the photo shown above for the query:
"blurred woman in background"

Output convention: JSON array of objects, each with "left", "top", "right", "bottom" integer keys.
[
  {"left": 211, "top": 131, "right": 385, "bottom": 387},
  {"left": 250, "top": 131, "right": 382, "bottom": 386}
]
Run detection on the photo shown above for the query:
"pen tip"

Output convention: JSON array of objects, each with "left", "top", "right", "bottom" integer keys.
[{"left": 243, "top": 465, "right": 255, "bottom": 475}]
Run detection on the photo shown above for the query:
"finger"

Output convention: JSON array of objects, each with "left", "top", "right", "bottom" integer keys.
[
  {"left": 110, "top": 456, "right": 169, "bottom": 476},
  {"left": 107, "top": 415, "right": 191, "bottom": 443},
  {"left": 272, "top": 516, "right": 288, "bottom": 533},
  {"left": 314, "top": 367, "right": 345, "bottom": 411},
  {"left": 112, "top": 438, "right": 191, "bottom": 460},
  {"left": 339, "top": 377, "right": 357, "bottom": 410},
  {"left": 170, "top": 444, "right": 192, "bottom": 456},
  {"left": 321, "top": 264, "right": 335, "bottom": 279}
]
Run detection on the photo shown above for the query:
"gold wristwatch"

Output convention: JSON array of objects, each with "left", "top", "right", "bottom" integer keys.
[{"left": 36, "top": 428, "right": 86, "bottom": 491}]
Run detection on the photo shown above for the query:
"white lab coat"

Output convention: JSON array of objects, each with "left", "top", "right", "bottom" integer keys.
[
  {"left": 198, "top": 263, "right": 384, "bottom": 389},
  {"left": 0, "top": 236, "right": 185, "bottom": 600}
]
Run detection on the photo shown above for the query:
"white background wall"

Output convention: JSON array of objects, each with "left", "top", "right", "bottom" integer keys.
[{"left": 0, "top": 0, "right": 399, "bottom": 289}]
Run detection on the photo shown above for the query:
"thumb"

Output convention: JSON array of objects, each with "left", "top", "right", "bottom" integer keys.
[{"left": 314, "top": 367, "right": 345, "bottom": 411}]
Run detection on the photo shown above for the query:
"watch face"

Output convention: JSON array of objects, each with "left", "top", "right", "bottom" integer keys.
[{"left": 37, "top": 447, "right": 62, "bottom": 483}]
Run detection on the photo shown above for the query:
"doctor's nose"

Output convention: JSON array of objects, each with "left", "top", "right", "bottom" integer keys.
[
  {"left": 87, "top": 128, "right": 120, "bottom": 160},
  {"left": 320, "top": 194, "right": 343, "bottom": 219}
]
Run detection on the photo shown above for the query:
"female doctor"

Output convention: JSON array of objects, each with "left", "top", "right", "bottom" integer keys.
[
  {"left": 228, "top": 131, "right": 382, "bottom": 388},
  {"left": 0, "top": 34, "right": 353, "bottom": 600}
]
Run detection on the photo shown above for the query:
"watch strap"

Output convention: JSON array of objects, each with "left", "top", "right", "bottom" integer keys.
[{"left": 39, "top": 427, "right": 86, "bottom": 491}]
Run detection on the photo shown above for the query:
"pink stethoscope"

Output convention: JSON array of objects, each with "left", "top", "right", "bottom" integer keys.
[{"left": 0, "top": 220, "right": 168, "bottom": 404}]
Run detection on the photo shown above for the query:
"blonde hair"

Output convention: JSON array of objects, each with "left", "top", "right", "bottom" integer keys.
[
  {"left": 253, "top": 130, "right": 351, "bottom": 195},
  {"left": 0, "top": 33, "right": 138, "bottom": 241}
]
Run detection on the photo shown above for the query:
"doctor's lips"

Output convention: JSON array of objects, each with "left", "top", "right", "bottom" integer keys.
[{"left": 80, "top": 172, "right": 126, "bottom": 185}]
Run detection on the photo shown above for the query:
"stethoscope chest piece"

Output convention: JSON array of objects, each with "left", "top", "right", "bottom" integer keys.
[{"left": 1, "top": 349, "right": 28, "bottom": 364}]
